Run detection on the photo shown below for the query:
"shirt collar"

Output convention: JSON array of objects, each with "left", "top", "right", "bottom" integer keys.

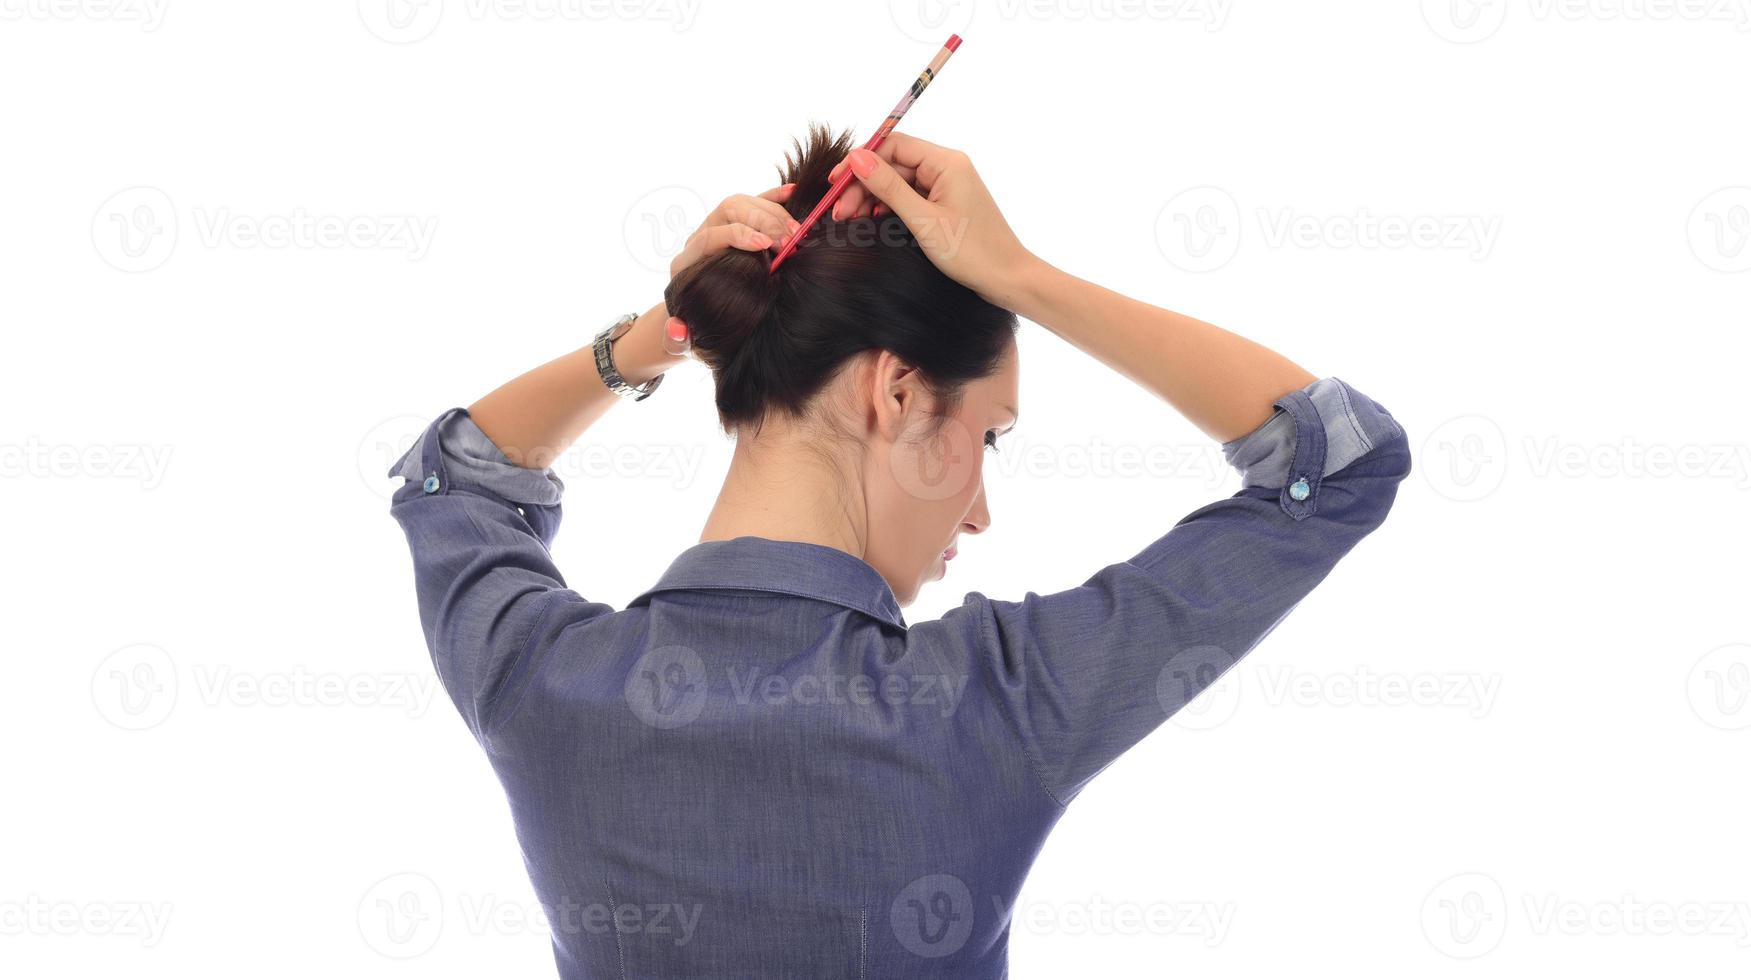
[{"left": 628, "top": 536, "right": 908, "bottom": 631}]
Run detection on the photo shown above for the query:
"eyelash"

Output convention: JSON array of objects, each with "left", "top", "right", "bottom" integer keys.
[{"left": 984, "top": 430, "right": 1002, "bottom": 454}]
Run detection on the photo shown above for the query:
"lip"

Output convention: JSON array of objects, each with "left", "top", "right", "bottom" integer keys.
[{"left": 942, "top": 546, "right": 957, "bottom": 561}]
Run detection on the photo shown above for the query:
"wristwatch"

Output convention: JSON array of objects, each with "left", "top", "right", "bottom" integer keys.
[{"left": 592, "top": 312, "right": 665, "bottom": 402}]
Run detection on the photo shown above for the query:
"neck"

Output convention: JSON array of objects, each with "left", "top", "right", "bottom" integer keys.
[{"left": 698, "top": 426, "right": 868, "bottom": 558}]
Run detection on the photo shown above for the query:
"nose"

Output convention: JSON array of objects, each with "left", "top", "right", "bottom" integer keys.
[{"left": 962, "top": 479, "right": 991, "bottom": 535}]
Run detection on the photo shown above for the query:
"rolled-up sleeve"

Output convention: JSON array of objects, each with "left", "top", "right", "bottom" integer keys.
[
  {"left": 387, "top": 408, "right": 610, "bottom": 739},
  {"left": 936, "top": 376, "right": 1411, "bottom": 807}
]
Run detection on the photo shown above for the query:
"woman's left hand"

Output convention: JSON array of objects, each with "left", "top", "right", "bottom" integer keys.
[
  {"left": 670, "top": 184, "right": 799, "bottom": 278},
  {"left": 658, "top": 183, "right": 800, "bottom": 356}
]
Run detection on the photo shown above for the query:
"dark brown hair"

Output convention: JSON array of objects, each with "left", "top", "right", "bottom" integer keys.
[{"left": 663, "top": 123, "right": 1017, "bottom": 435}]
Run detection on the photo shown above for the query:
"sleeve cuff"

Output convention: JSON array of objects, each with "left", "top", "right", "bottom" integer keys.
[
  {"left": 1220, "top": 377, "right": 1402, "bottom": 490},
  {"left": 389, "top": 408, "right": 565, "bottom": 507}
]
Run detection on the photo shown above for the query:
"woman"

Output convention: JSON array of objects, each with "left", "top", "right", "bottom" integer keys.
[{"left": 388, "top": 125, "right": 1410, "bottom": 977}]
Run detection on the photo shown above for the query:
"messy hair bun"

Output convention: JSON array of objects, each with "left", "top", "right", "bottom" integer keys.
[{"left": 663, "top": 123, "right": 1017, "bottom": 434}]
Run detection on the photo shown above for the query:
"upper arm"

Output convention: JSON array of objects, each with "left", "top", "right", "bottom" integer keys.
[
  {"left": 931, "top": 377, "right": 1412, "bottom": 806},
  {"left": 387, "top": 408, "right": 613, "bottom": 738}
]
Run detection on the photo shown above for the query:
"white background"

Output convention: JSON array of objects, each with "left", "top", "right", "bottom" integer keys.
[{"left": 4, "top": 0, "right": 1749, "bottom": 976}]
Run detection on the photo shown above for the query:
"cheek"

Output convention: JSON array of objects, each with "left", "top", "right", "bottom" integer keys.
[
  {"left": 885, "top": 418, "right": 983, "bottom": 513},
  {"left": 877, "top": 424, "right": 982, "bottom": 564}
]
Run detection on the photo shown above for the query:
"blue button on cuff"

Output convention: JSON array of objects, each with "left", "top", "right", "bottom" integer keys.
[
  {"left": 422, "top": 474, "right": 441, "bottom": 494},
  {"left": 1288, "top": 477, "right": 1310, "bottom": 501}
]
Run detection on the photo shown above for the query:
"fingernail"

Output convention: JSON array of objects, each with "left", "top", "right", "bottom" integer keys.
[
  {"left": 665, "top": 317, "right": 688, "bottom": 343},
  {"left": 787, "top": 219, "right": 801, "bottom": 235},
  {"left": 831, "top": 202, "right": 842, "bottom": 220},
  {"left": 847, "top": 148, "right": 877, "bottom": 179},
  {"left": 751, "top": 232, "right": 772, "bottom": 248}
]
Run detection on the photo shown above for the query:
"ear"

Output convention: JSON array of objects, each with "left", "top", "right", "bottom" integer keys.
[{"left": 867, "top": 348, "right": 927, "bottom": 442}]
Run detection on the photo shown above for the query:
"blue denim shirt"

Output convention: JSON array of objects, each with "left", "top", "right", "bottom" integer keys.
[{"left": 387, "top": 376, "right": 1410, "bottom": 978}]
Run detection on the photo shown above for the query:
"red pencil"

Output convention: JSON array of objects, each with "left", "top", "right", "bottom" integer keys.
[{"left": 768, "top": 34, "right": 962, "bottom": 274}]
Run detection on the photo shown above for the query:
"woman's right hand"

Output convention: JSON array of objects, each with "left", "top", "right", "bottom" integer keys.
[{"left": 827, "top": 132, "right": 1041, "bottom": 311}]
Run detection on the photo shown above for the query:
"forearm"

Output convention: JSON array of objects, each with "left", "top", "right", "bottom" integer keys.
[
  {"left": 467, "top": 302, "right": 681, "bottom": 469},
  {"left": 1013, "top": 260, "right": 1317, "bottom": 444}
]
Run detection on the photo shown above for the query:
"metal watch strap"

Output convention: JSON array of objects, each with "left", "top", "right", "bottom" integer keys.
[{"left": 592, "top": 312, "right": 664, "bottom": 402}]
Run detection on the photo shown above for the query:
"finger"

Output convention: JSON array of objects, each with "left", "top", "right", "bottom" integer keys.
[
  {"left": 843, "top": 148, "right": 933, "bottom": 228},
  {"left": 662, "top": 316, "right": 692, "bottom": 357},
  {"left": 714, "top": 193, "right": 799, "bottom": 242},
  {"left": 871, "top": 131, "right": 951, "bottom": 171},
  {"left": 757, "top": 183, "right": 796, "bottom": 203},
  {"left": 829, "top": 132, "right": 945, "bottom": 180},
  {"left": 832, "top": 162, "right": 919, "bottom": 219},
  {"left": 832, "top": 182, "right": 864, "bottom": 221},
  {"left": 671, "top": 221, "right": 773, "bottom": 275},
  {"left": 867, "top": 132, "right": 963, "bottom": 194}
]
